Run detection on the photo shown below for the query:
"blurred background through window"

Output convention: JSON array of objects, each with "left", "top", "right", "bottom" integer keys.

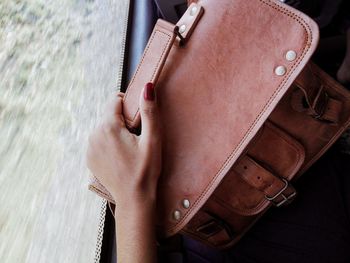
[{"left": 0, "top": 0, "right": 128, "bottom": 262}]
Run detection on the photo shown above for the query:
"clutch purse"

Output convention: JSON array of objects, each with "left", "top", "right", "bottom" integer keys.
[{"left": 89, "top": 0, "right": 350, "bottom": 248}]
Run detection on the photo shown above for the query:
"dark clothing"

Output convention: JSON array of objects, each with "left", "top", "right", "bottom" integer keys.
[
  {"left": 183, "top": 148, "right": 350, "bottom": 263},
  {"left": 285, "top": 0, "right": 350, "bottom": 32}
]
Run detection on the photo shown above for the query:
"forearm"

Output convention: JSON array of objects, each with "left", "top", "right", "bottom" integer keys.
[
  {"left": 87, "top": 86, "right": 161, "bottom": 263},
  {"left": 115, "top": 200, "right": 157, "bottom": 263}
]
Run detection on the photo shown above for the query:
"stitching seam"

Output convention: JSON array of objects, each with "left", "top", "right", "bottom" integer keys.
[
  {"left": 123, "top": 29, "right": 173, "bottom": 125},
  {"left": 168, "top": 0, "right": 315, "bottom": 233}
]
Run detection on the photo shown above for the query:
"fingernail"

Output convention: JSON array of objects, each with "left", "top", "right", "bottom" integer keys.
[{"left": 144, "top": 82, "right": 155, "bottom": 101}]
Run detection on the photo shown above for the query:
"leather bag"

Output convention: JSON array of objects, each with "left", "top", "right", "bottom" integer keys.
[{"left": 89, "top": 0, "right": 350, "bottom": 248}]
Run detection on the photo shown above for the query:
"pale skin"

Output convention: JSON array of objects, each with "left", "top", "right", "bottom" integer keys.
[{"left": 87, "top": 84, "right": 160, "bottom": 263}]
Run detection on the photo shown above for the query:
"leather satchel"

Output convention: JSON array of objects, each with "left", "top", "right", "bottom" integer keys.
[{"left": 89, "top": 0, "right": 350, "bottom": 248}]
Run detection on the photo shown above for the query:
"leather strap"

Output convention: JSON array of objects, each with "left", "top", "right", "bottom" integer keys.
[
  {"left": 189, "top": 154, "right": 298, "bottom": 246},
  {"left": 188, "top": 210, "right": 234, "bottom": 247},
  {"left": 235, "top": 156, "right": 297, "bottom": 207},
  {"left": 187, "top": 0, "right": 198, "bottom": 5},
  {"left": 176, "top": 3, "right": 204, "bottom": 43},
  {"left": 293, "top": 63, "right": 343, "bottom": 123},
  {"left": 123, "top": 3, "right": 204, "bottom": 129},
  {"left": 123, "top": 19, "right": 177, "bottom": 129},
  {"left": 295, "top": 65, "right": 326, "bottom": 114},
  {"left": 321, "top": 97, "right": 343, "bottom": 123}
]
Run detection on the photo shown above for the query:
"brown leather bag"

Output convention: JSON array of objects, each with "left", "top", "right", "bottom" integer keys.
[{"left": 89, "top": 0, "right": 350, "bottom": 248}]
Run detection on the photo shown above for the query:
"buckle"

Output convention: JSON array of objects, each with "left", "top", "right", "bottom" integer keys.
[{"left": 265, "top": 178, "right": 297, "bottom": 207}]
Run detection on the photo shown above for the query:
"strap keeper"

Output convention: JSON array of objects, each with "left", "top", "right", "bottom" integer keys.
[
  {"left": 196, "top": 214, "right": 233, "bottom": 238},
  {"left": 193, "top": 212, "right": 235, "bottom": 248},
  {"left": 265, "top": 178, "right": 297, "bottom": 207},
  {"left": 175, "top": 3, "right": 204, "bottom": 44},
  {"left": 174, "top": 26, "right": 185, "bottom": 46},
  {"left": 309, "top": 85, "right": 329, "bottom": 120}
]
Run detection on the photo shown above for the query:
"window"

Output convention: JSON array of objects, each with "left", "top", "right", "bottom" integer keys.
[{"left": 0, "top": 0, "right": 129, "bottom": 262}]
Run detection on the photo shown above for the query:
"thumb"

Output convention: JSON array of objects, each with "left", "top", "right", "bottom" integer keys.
[{"left": 139, "top": 82, "right": 160, "bottom": 146}]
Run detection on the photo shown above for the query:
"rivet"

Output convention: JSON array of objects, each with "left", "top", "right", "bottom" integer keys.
[
  {"left": 190, "top": 6, "right": 198, "bottom": 16},
  {"left": 173, "top": 210, "right": 181, "bottom": 220},
  {"left": 182, "top": 199, "right": 190, "bottom": 209},
  {"left": 179, "top": 24, "right": 186, "bottom": 34},
  {"left": 275, "top": 66, "right": 286, "bottom": 76},
  {"left": 285, "top": 50, "right": 297, "bottom": 61}
]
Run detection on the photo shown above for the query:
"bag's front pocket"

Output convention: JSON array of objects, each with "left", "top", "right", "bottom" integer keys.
[{"left": 213, "top": 121, "right": 305, "bottom": 216}]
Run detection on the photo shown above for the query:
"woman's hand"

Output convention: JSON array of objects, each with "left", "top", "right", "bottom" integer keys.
[
  {"left": 87, "top": 83, "right": 161, "bottom": 263},
  {"left": 87, "top": 82, "right": 161, "bottom": 207}
]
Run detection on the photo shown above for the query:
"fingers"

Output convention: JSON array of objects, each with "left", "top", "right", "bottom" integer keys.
[
  {"left": 103, "top": 92, "right": 125, "bottom": 128},
  {"left": 117, "top": 92, "right": 124, "bottom": 99},
  {"left": 139, "top": 83, "right": 160, "bottom": 147},
  {"left": 109, "top": 92, "right": 124, "bottom": 116}
]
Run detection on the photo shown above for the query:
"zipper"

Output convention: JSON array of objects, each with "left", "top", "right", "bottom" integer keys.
[
  {"left": 115, "top": 0, "right": 131, "bottom": 93},
  {"left": 94, "top": 0, "right": 131, "bottom": 262},
  {"left": 93, "top": 200, "right": 107, "bottom": 263}
]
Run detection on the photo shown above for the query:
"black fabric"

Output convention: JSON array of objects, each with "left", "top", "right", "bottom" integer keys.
[
  {"left": 287, "top": 0, "right": 350, "bottom": 83},
  {"left": 122, "top": 0, "right": 159, "bottom": 90},
  {"left": 182, "top": 148, "right": 350, "bottom": 263},
  {"left": 285, "top": 0, "right": 350, "bottom": 32},
  {"left": 226, "top": 148, "right": 350, "bottom": 263}
]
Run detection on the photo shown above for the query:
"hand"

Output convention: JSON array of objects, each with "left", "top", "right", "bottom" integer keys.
[
  {"left": 87, "top": 83, "right": 161, "bottom": 263},
  {"left": 86, "top": 82, "right": 161, "bottom": 208}
]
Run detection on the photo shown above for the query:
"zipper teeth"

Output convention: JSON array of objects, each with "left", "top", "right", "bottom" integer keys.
[
  {"left": 94, "top": 1, "right": 131, "bottom": 262},
  {"left": 94, "top": 200, "right": 107, "bottom": 263},
  {"left": 116, "top": 0, "right": 131, "bottom": 92}
]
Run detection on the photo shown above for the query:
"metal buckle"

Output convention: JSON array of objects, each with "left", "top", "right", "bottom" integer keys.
[{"left": 265, "top": 178, "right": 297, "bottom": 207}]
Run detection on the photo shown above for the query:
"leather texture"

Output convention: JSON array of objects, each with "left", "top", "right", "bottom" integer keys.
[
  {"left": 123, "top": 19, "right": 177, "bottom": 129},
  {"left": 89, "top": 0, "right": 350, "bottom": 248}
]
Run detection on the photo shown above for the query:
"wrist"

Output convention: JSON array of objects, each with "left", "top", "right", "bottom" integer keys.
[
  {"left": 114, "top": 195, "right": 156, "bottom": 218},
  {"left": 111, "top": 184, "right": 157, "bottom": 210},
  {"left": 114, "top": 193, "right": 158, "bottom": 263},
  {"left": 114, "top": 198, "right": 157, "bottom": 245}
]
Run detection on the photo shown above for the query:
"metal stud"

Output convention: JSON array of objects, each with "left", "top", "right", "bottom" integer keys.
[
  {"left": 179, "top": 24, "right": 186, "bottom": 34},
  {"left": 275, "top": 66, "right": 286, "bottom": 76},
  {"left": 190, "top": 6, "right": 198, "bottom": 16},
  {"left": 173, "top": 210, "right": 181, "bottom": 220},
  {"left": 285, "top": 50, "right": 297, "bottom": 61},
  {"left": 182, "top": 199, "right": 190, "bottom": 209}
]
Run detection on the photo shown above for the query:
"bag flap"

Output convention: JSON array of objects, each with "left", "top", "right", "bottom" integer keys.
[
  {"left": 153, "top": 0, "right": 319, "bottom": 237},
  {"left": 111, "top": 0, "right": 320, "bottom": 237}
]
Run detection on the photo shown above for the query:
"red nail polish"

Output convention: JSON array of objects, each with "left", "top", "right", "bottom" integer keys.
[{"left": 144, "top": 82, "right": 155, "bottom": 101}]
